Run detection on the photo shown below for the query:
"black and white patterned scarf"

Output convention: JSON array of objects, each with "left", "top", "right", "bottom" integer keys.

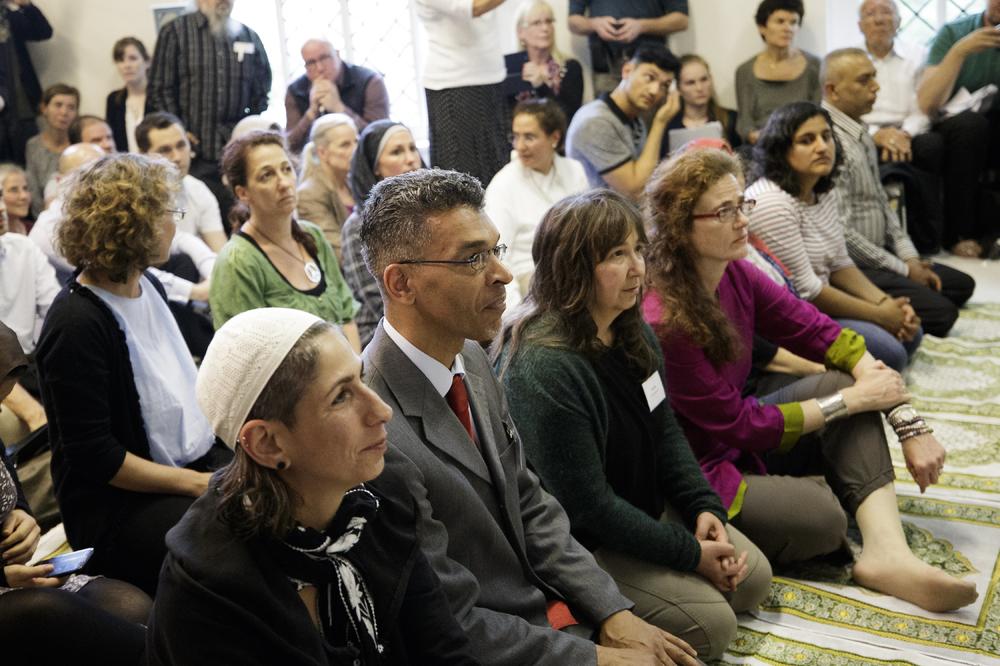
[{"left": 270, "top": 486, "right": 383, "bottom": 659}]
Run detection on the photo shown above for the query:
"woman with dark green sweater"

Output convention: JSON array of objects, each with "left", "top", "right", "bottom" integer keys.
[{"left": 493, "top": 189, "right": 771, "bottom": 661}]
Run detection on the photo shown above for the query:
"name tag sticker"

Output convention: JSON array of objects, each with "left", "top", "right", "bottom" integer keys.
[
  {"left": 642, "top": 372, "right": 666, "bottom": 412},
  {"left": 233, "top": 41, "right": 255, "bottom": 62}
]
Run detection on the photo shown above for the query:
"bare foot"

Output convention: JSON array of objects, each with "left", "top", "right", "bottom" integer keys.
[
  {"left": 950, "top": 239, "right": 983, "bottom": 258},
  {"left": 853, "top": 550, "right": 978, "bottom": 612}
]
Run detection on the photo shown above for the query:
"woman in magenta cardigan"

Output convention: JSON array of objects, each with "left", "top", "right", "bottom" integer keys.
[{"left": 641, "top": 148, "right": 976, "bottom": 613}]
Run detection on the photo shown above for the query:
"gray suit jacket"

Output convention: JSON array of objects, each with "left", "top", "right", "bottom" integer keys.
[{"left": 364, "top": 323, "right": 632, "bottom": 665}]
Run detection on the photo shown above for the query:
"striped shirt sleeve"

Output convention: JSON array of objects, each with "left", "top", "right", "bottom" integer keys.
[{"left": 747, "top": 187, "right": 826, "bottom": 300}]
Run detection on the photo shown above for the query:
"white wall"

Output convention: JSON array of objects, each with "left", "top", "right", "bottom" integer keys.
[{"left": 28, "top": 0, "right": 864, "bottom": 118}]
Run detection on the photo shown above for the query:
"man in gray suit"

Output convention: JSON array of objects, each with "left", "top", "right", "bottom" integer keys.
[{"left": 360, "top": 168, "right": 699, "bottom": 665}]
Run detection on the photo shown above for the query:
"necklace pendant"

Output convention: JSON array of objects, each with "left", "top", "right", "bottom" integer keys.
[{"left": 304, "top": 261, "right": 322, "bottom": 283}]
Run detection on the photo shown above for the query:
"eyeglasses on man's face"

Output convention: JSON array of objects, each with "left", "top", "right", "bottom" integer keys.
[
  {"left": 305, "top": 53, "right": 334, "bottom": 70},
  {"left": 691, "top": 199, "right": 756, "bottom": 225},
  {"left": 398, "top": 244, "right": 508, "bottom": 273}
]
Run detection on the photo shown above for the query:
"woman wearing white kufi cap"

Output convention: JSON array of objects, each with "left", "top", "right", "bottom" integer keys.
[{"left": 146, "top": 307, "right": 479, "bottom": 666}]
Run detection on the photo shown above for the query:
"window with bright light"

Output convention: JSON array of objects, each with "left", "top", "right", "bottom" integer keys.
[{"left": 896, "top": 0, "right": 984, "bottom": 46}]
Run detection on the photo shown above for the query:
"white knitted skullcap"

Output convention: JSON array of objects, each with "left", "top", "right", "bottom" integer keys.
[{"left": 196, "top": 307, "right": 323, "bottom": 449}]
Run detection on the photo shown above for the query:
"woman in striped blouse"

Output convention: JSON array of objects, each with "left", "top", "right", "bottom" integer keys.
[{"left": 745, "top": 101, "right": 920, "bottom": 372}]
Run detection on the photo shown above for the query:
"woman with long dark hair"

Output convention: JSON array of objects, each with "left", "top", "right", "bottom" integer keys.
[
  {"left": 746, "top": 101, "right": 920, "bottom": 372},
  {"left": 495, "top": 190, "right": 771, "bottom": 660}
]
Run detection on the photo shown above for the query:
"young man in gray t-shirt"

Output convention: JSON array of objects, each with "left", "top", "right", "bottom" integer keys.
[{"left": 566, "top": 46, "right": 680, "bottom": 199}]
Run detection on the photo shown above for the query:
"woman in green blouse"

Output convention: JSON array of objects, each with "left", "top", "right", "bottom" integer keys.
[{"left": 210, "top": 131, "right": 360, "bottom": 350}]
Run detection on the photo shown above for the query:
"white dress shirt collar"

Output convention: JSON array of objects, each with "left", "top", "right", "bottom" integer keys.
[{"left": 383, "top": 318, "right": 467, "bottom": 398}]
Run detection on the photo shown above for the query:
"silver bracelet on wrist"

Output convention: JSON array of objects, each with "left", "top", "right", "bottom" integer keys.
[{"left": 816, "top": 392, "right": 849, "bottom": 423}]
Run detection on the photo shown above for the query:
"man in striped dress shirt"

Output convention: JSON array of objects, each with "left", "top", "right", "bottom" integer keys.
[{"left": 822, "top": 48, "right": 975, "bottom": 337}]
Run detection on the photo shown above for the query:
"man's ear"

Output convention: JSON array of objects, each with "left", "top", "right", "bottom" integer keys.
[
  {"left": 382, "top": 264, "right": 416, "bottom": 306},
  {"left": 620, "top": 60, "right": 635, "bottom": 81},
  {"left": 237, "top": 419, "right": 288, "bottom": 471}
]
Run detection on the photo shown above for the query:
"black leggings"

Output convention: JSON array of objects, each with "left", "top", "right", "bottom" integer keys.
[
  {"left": 0, "top": 578, "right": 149, "bottom": 665},
  {"left": 88, "top": 445, "right": 233, "bottom": 596}
]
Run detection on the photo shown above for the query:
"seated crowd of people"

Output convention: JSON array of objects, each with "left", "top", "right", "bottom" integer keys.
[{"left": 0, "top": 0, "right": 997, "bottom": 663}]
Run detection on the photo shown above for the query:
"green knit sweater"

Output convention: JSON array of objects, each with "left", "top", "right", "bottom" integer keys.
[{"left": 498, "top": 322, "right": 727, "bottom": 572}]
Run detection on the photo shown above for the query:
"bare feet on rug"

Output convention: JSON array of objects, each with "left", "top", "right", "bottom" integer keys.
[
  {"left": 853, "top": 550, "right": 978, "bottom": 612},
  {"left": 950, "top": 239, "right": 983, "bottom": 258}
]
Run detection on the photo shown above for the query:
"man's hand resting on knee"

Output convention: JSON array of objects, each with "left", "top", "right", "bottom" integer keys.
[{"left": 597, "top": 610, "right": 700, "bottom": 665}]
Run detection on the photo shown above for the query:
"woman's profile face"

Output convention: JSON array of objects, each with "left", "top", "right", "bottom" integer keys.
[
  {"left": 281, "top": 330, "right": 393, "bottom": 491},
  {"left": 154, "top": 208, "right": 178, "bottom": 265},
  {"left": 374, "top": 129, "right": 421, "bottom": 179},
  {"left": 678, "top": 61, "right": 713, "bottom": 108},
  {"left": 115, "top": 45, "right": 149, "bottom": 86},
  {"left": 320, "top": 124, "right": 358, "bottom": 174},
  {"left": 2, "top": 173, "right": 31, "bottom": 220},
  {"left": 512, "top": 112, "right": 557, "bottom": 173},
  {"left": 688, "top": 173, "right": 750, "bottom": 265},
  {"left": 785, "top": 114, "right": 835, "bottom": 182},
  {"left": 759, "top": 10, "right": 800, "bottom": 49},
  {"left": 589, "top": 228, "right": 646, "bottom": 322}
]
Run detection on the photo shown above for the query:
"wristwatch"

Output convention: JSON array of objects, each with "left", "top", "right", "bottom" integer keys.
[{"left": 888, "top": 403, "right": 919, "bottom": 428}]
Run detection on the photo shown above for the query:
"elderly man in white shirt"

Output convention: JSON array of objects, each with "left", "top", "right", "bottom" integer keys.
[{"left": 858, "top": 0, "right": 949, "bottom": 255}]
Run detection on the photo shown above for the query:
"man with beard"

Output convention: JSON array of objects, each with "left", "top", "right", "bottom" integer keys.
[
  {"left": 148, "top": 0, "right": 270, "bottom": 211},
  {"left": 566, "top": 46, "right": 680, "bottom": 198}
]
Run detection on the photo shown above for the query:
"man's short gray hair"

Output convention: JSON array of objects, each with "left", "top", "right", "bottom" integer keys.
[{"left": 359, "top": 168, "right": 485, "bottom": 285}]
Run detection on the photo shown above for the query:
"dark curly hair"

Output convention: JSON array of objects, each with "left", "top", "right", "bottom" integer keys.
[
  {"left": 755, "top": 0, "right": 804, "bottom": 27},
  {"left": 493, "top": 189, "right": 656, "bottom": 378},
  {"left": 644, "top": 149, "right": 746, "bottom": 366},
  {"left": 58, "top": 153, "right": 179, "bottom": 283},
  {"left": 749, "top": 101, "right": 843, "bottom": 198}
]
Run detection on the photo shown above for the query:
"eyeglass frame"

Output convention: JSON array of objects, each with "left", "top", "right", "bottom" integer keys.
[
  {"left": 167, "top": 208, "right": 187, "bottom": 222},
  {"left": 396, "top": 244, "right": 508, "bottom": 273},
  {"left": 690, "top": 199, "right": 756, "bottom": 224},
  {"left": 304, "top": 53, "right": 334, "bottom": 71}
]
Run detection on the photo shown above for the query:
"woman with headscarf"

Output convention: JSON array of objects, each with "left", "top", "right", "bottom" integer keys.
[
  {"left": 146, "top": 308, "right": 478, "bottom": 665},
  {"left": 339, "top": 120, "right": 423, "bottom": 347}
]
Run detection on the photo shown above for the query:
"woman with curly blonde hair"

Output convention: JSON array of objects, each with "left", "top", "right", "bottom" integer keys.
[
  {"left": 35, "top": 154, "right": 232, "bottom": 595},
  {"left": 641, "top": 148, "right": 976, "bottom": 612}
]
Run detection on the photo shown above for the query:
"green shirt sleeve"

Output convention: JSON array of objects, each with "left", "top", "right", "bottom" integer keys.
[
  {"left": 824, "top": 328, "right": 866, "bottom": 374},
  {"left": 775, "top": 402, "right": 804, "bottom": 453},
  {"left": 209, "top": 237, "right": 268, "bottom": 329}
]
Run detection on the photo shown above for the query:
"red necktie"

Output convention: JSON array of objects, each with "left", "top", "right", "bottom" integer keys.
[{"left": 446, "top": 374, "right": 477, "bottom": 443}]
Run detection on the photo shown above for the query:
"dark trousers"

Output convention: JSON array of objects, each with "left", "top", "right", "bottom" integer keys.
[
  {"left": 425, "top": 83, "right": 509, "bottom": 187},
  {"left": 920, "top": 110, "right": 994, "bottom": 246},
  {"left": 861, "top": 264, "right": 975, "bottom": 338},
  {"left": 87, "top": 444, "right": 232, "bottom": 595},
  {"left": 731, "top": 371, "right": 894, "bottom": 565},
  {"left": 880, "top": 153, "right": 943, "bottom": 254}
]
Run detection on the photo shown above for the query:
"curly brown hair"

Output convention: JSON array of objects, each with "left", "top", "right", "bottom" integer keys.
[
  {"left": 58, "top": 153, "right": 179, "bottom": 284},
  {"left": 644, "top": 149, "right": 745, "bottom": 366},
  {"left": 493, "top": 189, "right": 656, "bottom": 377}
]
